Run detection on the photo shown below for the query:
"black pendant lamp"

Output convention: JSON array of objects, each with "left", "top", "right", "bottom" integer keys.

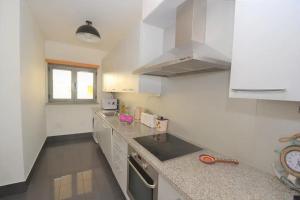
[{"left": 76, "top": 20, "right": 101, "bottom": 43}]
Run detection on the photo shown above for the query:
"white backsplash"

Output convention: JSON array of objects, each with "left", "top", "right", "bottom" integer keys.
[{"left": 116, "top": 71, "right": 300, "bottom": 174}]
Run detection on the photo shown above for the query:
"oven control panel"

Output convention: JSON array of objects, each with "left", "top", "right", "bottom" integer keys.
[
  {"left": 130, "top": 151, "right": 149, "bottom": 169},
  {"left": 128, "top": 146, "right": 157, "bottom": 173}
]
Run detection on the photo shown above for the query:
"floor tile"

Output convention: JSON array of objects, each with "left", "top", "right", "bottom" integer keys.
[{"left": 0, "top": 138, "right": 124, "bottom": 200}]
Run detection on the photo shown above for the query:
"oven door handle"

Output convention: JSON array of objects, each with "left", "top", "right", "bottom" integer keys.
[{"left": 127, "top": 158, "right": 156, "bottom": 189}]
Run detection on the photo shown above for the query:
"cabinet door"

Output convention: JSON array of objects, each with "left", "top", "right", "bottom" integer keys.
[
  {"left": 111, "top": 131, "right": 129, "bottom": 199},
  {"left": 230, "top": 0, "right": 300, "bottom": 101},
  {"left": 119, "top": 74, "right": 138, "bottom": 93},
  {"left": 158, "top": 175, "right": 183, "bottom": 200},
  {"left": 102, "top": 73, "right": 121, "bottom": 92},
  {"left": 99, "top": 120, "right": 112, "bottom": 165}
]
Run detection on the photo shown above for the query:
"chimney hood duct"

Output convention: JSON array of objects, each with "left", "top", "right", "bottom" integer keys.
[{"left": 134, "top": 0, "right": 231, "bottom": 77}]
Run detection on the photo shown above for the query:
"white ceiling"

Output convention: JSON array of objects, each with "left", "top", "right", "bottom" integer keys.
[{"left": 27, "top": 0, "right": 142, "bottom": 51}]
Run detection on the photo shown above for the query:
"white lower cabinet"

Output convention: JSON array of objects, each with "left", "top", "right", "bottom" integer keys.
[
  {"left": 158, "top": 175, "right": 183, "bottom": 200},
  {"left": 100, "top": 122, "right": 112, "bottom": 166},
  {"left": 95, "top": 115, "right": 181, "bottom": 199},
  {"left": 111, "top": 130, "right": 129, "bottom": 199},
  {"left": 94, "top": 115, "right": 113, "bottom": 166}
]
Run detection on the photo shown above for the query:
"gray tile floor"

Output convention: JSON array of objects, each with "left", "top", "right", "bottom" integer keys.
[{"left": 0, "top": 139, "right": 125, "bottom": 200}]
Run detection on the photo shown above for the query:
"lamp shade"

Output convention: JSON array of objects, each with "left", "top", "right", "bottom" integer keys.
[{"left": 76, "top": 20, "right": 101, "bottom": 43}]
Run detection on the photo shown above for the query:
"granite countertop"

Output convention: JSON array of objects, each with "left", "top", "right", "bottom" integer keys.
[{"left": 95, "top": 111, "right": 297, "bottom": 200}]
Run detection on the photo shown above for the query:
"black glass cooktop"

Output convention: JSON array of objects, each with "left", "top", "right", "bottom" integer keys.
[{"left": 134, "top": 133, "right": 202, "bottom": 161}]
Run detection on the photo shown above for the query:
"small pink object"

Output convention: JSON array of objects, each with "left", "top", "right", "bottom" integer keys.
[{"left": 119, "top": 114, "right": 134, "bottom": 124}]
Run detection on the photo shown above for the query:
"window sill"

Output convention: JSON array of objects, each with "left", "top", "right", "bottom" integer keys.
[{"left": 46, "top": 102, "right": 99, "bottom": 106}]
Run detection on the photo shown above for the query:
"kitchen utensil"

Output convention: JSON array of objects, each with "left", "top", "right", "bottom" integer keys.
[
  {"left": 119, "top": 104, "right": 127, "bottom": 114},
  {"left": 134, "top": 107, "right": 144, "bottom": 121},
  {"left": 199, "top": 154, "right": 239, "bottom": 165},
  {"left": 279, "top": 133, "right": 300, "bottom": 143},
  {"left": 155, "top": 117, "right": 168, "bottom": 132}
]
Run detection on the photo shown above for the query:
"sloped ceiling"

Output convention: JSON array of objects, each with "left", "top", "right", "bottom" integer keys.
[{"left": 27, "top": 0, "right": 142, "bottom": 51}]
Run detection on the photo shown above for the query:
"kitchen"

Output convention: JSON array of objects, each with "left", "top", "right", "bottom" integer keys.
[{"left": 1, "top": 0, "right": 300, "bottom": 200}]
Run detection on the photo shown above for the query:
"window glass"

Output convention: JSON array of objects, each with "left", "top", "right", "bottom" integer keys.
[
  {"left": 52, "top": 69, "right": 72, "bottom": 99},
  {"left": 77, "top": 71, "right": 94, "bottom": 99}
]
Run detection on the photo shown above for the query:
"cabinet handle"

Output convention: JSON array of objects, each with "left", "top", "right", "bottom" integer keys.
[
  {"left": 231, "top": 88, "right": 286, "bottom": 92},
  {"left": 120, "top": 88, "right": 134, "bottom": 92}
]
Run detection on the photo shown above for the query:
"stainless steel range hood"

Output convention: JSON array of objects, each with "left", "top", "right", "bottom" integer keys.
[{"left": 134, "top": 0, "right": 231, "bottom": 77}]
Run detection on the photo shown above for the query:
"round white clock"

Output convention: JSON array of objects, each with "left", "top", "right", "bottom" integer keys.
[{"left": 280, "top": 145, "right": 300, "bottom": 178}]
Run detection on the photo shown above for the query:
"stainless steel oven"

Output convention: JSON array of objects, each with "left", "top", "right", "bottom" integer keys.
[{"left": 127, "top": 146, "right": 158, "bottom": 200}]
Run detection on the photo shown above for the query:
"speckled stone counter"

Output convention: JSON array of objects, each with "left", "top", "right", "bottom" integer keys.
[{"left": 95, "top": 111, "right": 297, "bottom": 200}]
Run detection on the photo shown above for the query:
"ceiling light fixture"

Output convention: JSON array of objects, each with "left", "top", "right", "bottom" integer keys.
[{"left": 76, "top": 20, "right": 101, "bottom": 43}]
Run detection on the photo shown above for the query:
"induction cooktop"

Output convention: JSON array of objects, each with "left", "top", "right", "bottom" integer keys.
[{"left": 134, "top": 133, "right": 202, "bottom": 161}]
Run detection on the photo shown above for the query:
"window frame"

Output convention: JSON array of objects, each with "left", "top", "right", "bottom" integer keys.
[{"left": 48, "top": 64, "right": 97, "bottom": 104}]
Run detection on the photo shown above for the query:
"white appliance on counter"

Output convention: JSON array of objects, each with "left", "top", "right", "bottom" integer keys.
[
  {"left": 141, "top": 112, "right": 157, "bottom": 128},
  {"left": 102, "top": 98, "right": 118, "bottom": 110}
]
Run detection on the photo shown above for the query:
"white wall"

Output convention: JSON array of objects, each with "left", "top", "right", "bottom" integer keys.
[
  {"left": 116, "top": 72, "right": 300, "bottom": 175},
  {"left": 45, "top": 40, "right": 106, "bottom": 65},
  {"left": 20, "top": 0, "right": 47, "bottom": 178},
  {"left": 46, "top": 105, "right": 99, "bottom": 136},
  {"left": 45, "top": 41, "right": 106, "bottom": 136},
  {"left": 0, "top": 0, "right": 25, "bottom": 186}
]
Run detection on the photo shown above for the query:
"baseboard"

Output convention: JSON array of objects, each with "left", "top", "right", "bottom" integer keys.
[
  {"left": 25, "top": 139, "right": 47, "bottom": 186},
  {"left": 0, "top": 132, "right": 93, "bottom": 197},
  {"left": 0, "top": 182, "right": 26, "bottom": 198},
  {"left": 46, "top": 132, "right": 93, "bottom": 145}
]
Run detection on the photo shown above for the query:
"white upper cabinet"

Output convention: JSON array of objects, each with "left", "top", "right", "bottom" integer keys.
[
  {"left": 102, "top": 73, "right": 161, "bottom": 94},
  {"left": 102, "top": 22, "right": 163, "bottom": 95},
  {"left": 230, "top": 0, "right": 300, "bottom": 101}
]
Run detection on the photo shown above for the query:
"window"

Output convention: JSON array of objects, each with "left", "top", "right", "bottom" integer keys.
[{"left": 48, "top": 65, "right": 97, "bottom": 103}]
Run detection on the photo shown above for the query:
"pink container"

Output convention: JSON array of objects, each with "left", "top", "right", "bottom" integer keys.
[{"left": 119, "top": 114, "right": 134, "bottom": 124}]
